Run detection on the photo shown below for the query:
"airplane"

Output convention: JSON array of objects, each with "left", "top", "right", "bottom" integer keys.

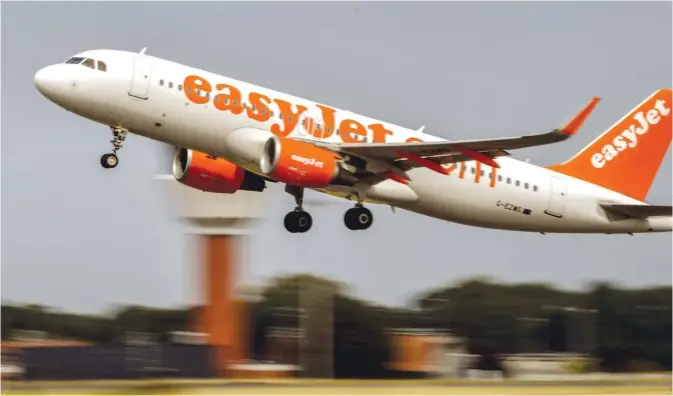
[{"left": 33, "top": 48, "right": 672, "bottom": 235}]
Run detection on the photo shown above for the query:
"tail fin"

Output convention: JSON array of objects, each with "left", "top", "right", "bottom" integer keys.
[{"left": 547, "top": 88, "right": 672, "bottom": 201}]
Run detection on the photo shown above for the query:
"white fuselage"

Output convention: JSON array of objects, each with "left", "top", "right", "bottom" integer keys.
[{"left": 34, "top": 49, "right": 671, "bottom": 234}]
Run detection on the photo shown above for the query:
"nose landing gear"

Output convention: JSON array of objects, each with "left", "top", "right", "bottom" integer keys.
[{"left": 101, "top": 126, "right": 128, "bottom": 169}]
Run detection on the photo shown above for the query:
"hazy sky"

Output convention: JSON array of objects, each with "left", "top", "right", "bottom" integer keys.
[{"left": 2, "top": 2, "right": 671, "bottom": 314}]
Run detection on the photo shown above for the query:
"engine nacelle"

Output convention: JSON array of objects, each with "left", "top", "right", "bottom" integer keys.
[
  {"left": 172, "top": 147, "right": 266, "bottom": 194},
  {"left": 223, "top": 127, "right": 357, "bottom": 188},
  {"left": 260, "top": 135, "right": 357, "bottom": 188}
]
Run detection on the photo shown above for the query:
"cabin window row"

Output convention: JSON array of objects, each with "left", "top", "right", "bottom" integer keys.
[
  {"left": 468, "top": 166, "right": 538, "bottom": 191},
  {"left": 158, "top": 78, "right": 367, "bottom": 142}
]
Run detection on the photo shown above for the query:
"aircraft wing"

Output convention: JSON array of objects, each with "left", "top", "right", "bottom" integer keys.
[
  {"left": 600, "top": 204, "right": 673, "bottom": 219},
  {"left": 316, "top": 97, "right": 600, "bottom": 173}
]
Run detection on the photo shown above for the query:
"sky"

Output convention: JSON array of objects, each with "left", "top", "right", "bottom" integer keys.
[{"left": 1, "top": 1, "right": 671, "bottom": 315}]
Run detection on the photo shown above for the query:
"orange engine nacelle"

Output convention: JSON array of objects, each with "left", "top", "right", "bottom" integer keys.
[
  {"left": 259, "top": 135, "right": 356, "bottom": 188},
  {"left": 172, "top": 147, "right": 266, "bottom": 193}
]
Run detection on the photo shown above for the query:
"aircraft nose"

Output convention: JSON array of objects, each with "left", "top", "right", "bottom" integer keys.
[
  {"left": 35, "top": 66, "right": 55, "bottom": 92},
  {"left": 34, "top": 65, "right": 72, "bottom": 99}
]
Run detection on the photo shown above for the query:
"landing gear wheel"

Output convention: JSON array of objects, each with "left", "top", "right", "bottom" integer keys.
[
  {"left": 344, "top": 207, "right": 373, "bottom": 231},
  {"left": 101, "top": 126, "right": 128, "bottom": 169},
  {"left": 100, "top": 153, "right": 119, "bottom": 169},
  {"left": 284, "top": 185, "right": 314, "bottom": 234},
  {"left": 284, "top": 210, "right": 313, "bottom": 233}
]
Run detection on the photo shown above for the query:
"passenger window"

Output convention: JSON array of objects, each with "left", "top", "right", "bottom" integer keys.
[
  {"left": 279, "top": 113, "right": 283, "bottom": 119},
  {"left": 471, "top": 167, "right": 476, "bottom": 174},
  {"left": 515, "top": 180, "right": 520, "bottom": 187},
  {"left": 327, "top": 126, "right": 332, "bottom": 133},
  {"left": 168, "top": 82, "right": 174, "bottom": 89},
  {"left": 82, "top": 58, "right": 95, "bottom": 69},
  {"left": 97, "top": 61, "right": 107, "bottom": 72},
  {"left": 160, "top": 79, "right": 165, "bottom": 86},
  {"left": 498, "top": 175, "right": 503, "bottom": 182},
  {"left": 533, "top": 185, "right": 538, "bottom": 192},
  {"left": 186, "top": 87, "right": 192, "bottom": 93},
  {"left": 261, "top": 108, "right": 266, "bottom": 114},
  {"left": 178, "top": 85, "right": 183, "bottom": 91},
  {"left": 288, "top": 116, "right": 293, "bottom": 122},
  {"left": 524, "top": 183, "right": 529, "bottom": 189},
  {"left": 507, "top": 178, "right": 511, "bottom": 184},
  {"left": 480, "top": 170, "right": 485, "bottom": 177},
  {"left": 242, "top": 102, "right": 247, "bottom": 109}
]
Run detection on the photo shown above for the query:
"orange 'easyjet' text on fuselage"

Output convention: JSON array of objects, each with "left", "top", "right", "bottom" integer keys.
[{"left": 183, "top": 75, "right": 398, "bottom": 144}]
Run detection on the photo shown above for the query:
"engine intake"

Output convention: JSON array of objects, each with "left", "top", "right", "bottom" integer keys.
[{"left": 172, "top": 147, "right": 266, "bottom": 193}]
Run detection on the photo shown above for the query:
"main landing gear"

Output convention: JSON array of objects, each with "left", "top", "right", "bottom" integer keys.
[
  {"left": 284, "top": 185, "right": 313, "bottom": 234},
  {"left": 344, "top": 204, "right": 373, "bottom": 231},
  {"left": 100, "top": 126, "right": 128, "bottom": 169},
  {"left": 283, "top": 186, "right": 374, "bottom": 233}
]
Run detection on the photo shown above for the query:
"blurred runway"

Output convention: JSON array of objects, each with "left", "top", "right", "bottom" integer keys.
[{"left": 4, "top": 377, "right": 672, "bottom": 395}]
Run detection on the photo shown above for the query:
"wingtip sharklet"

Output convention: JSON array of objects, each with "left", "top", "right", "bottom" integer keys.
[{"left": 559, "top": 96, "right": 601, "bottom": 136}]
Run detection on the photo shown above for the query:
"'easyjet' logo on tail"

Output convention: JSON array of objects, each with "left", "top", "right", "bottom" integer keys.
[{"left": 591, "top": 99, "right": 671, "bottom": 168}]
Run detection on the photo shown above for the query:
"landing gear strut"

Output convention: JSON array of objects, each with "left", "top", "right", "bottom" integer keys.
[
  {"left": 100, "top": 126, "right": 128, "bottom": 169},
  {"left": 284, "top": 185, "right": 313, "bottom": 234},
  {"left": 344, "top": 200, "right": 373, "bottom": 231}
]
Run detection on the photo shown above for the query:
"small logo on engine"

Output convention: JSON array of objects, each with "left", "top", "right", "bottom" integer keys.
[{"left": 291, "top": 154, "right": 324, "bottom": 168}]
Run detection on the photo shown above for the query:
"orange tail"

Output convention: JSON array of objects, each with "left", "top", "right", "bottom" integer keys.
[{"left": 547, "top": 88, "right": 672, "bottom": 201}]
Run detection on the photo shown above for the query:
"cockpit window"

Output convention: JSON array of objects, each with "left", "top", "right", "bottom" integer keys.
[
  {"left": 82, "top": 58, "right": 95, "bottom": 69},
  {"left": 64, "top": 56, "right": 108, "bottom": 72},
  {"left": 65, "top": 57, "right": 85, "bottom": 64}
]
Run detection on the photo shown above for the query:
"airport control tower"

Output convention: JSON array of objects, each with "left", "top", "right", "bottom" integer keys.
[{"left": 155, "top": 174, "right": 266, "bottom": 377}]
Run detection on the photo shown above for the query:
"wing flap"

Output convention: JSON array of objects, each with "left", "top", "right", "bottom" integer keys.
[{"left": 600, "top": 204, "right": 673, "bottom": 219}]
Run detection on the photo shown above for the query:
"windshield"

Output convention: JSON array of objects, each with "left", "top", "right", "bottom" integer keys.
[
  {"left": 63, "top": 56, "right": 108, "bottom": 72},
  {"left": 65, "top": 57, "right": 85, "bottom": 64}
]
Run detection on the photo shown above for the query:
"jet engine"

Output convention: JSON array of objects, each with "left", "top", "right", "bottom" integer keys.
[
  {"left": 172, "top": 147, "right": 266, "bottom": 193},
  {"left": 259, "top": 135, "right": 358, "bottom": 188},
  {"left": 223, "top": 128, "right": 358, "bottom": 188}
]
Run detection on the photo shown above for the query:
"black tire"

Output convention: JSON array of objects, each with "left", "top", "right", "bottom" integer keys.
[
  {"left": 284, "top": 210, "right": 312, "bottom": 233},
  {"left": 344, "top": 207, "right": 373, "bottom": 231},
  {"left": 100, "top": 153, "right": 118, "bottom": 169}
]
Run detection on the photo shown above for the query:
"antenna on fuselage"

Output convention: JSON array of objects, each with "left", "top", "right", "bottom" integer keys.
[
  {"left": 417, "top": 125, "right": 425, "bottom": 133},
  {"left": 139, "top": 47, "right": 148, "bottom": 55}
]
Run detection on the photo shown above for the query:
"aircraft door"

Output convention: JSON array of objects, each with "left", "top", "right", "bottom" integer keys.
[
  {"left": 128, "top": 53, "right": 152, "bottom": 99},
  {"left": 545, "top": 176, "right": 567, "bottom": 218}
]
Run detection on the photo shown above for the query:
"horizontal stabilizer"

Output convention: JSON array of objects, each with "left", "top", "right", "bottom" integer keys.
[{"left": 600, "top": 203, "right": 672, "bottom": 219}]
